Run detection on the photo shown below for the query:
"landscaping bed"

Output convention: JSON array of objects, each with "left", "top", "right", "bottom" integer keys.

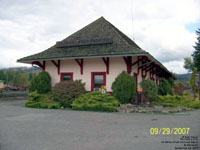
[
  {"left": 152, "top": 95, "right": 200, "bottom": 109},
  {"left": 117, "top": 104, "right": 193, "bottom": 114},
  {"left": 25, "top": 71, "right": 120, "bottom": 112},
  {"left": 117, "top": 94, "right": 200, "bottom": 114},
  {"left": 25, "top": 71, "right": 200, "bottom": 114}
]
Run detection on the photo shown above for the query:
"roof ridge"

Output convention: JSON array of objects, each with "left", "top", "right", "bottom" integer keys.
[
  {"left": 101, "top": 17, "right": 141, "bottom": 49},
  {"left": 62, "top": 17, "right": 104, "bottom": 42},
  {"left": 59, "top": 16, "right": 142, "bottom": 50}
]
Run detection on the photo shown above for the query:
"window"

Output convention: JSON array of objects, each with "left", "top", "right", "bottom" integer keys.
[
  {"left": 60, "top": 73, "right": 73, "bottom": 81},
  {"left": 91, "top": 72, "right": 106, "bottom": 91},
  {"left": 63, "top": 75, "right": 71, "bottom": 81},
  {"left": 94, "top": 75, "right": 104, "bottom": 88}
]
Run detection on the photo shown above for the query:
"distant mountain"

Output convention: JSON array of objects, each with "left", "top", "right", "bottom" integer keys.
[
  {"left": 174, "top": 73, "right": 191, "bottom": 82},
  {"left": 0, "top": 66, "right": 41, "bottom": 73}
]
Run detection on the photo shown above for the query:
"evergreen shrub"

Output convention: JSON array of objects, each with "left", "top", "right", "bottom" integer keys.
[
  {"left": 140, "top": 79, "right": 158, "bottom": 101},
  {"left": 152, "top": 95, "right": 200, "bottom": 109},
  {"left": 111, "top": 71, "right": 136, "bottom": 104},
  {"left": 158, "top": 78, "right": 173, "bottom": 96},
  {"left": 72, "top": 91, "right": 119, "bottom": 112},
  {"left": 29, "top": 71, "right": 51, "bottom": 94},
  {"left": 25, "top": 91, "right": 60, "bottom": 109}
]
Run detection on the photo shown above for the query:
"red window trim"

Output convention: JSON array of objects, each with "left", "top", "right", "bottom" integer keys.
[
  {"left": 60, "top": 72, "right": 73, "bottom": 81},
  {"left": 91, "top": 72, "right": 106, "bottom": 91}
]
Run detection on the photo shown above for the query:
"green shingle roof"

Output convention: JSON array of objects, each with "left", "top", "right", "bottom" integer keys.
[
  {"left": 17, "top": 17, "right": 148, "bottom": 62},
  {"left": 17, "top": 17, "right": 174, "bottom": 78}
]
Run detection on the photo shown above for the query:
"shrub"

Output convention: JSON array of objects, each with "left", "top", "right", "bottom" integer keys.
[
  {"left": 111, "top": 71, "right": 136, "bottom": 104},
  {"left": 28, "top": 91, "right": 43, "bottom": 102},
  {"left": 152, "top": 95, "right": 200, "bottom": 109},
  {"left": 29, "top": 76, "right": 39, "bottom": 93},
  {"left": 25, "top": 91, "right": 60, "bottom": 109},
  {"left": 140, "top": 79, "right": 158, "bottom": 101},
  {"left": 51, "top": 80, "right": 86, "bottom": 107},
  {"left": 173, "top": 86, "right": 184, "bottom": 96},
  {"left": 168, "top": 78, "right": 175, "bottom": 87},
  {"left": 176, "top": 81, "right": 184, "bottom": 87},
  {"left": 158, "top": 78, "right": 173, "bottom": 96},
  {"left": 72, "top": 92, "right": 119, "bottom": 112},
  {"left": 25, "top": 101, "right": 42, "bottom": 108},
  {"left": 183, "top": 92, "right": 190, "bottom": 96},
  {"left": 25, "top": 101, "right": 60, "bottom": 109},
  {"left": 29, "top": 71, "right": 51, "bottom": 94}
]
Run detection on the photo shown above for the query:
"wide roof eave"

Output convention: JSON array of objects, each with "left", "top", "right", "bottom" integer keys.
[{"left": 17, "top": 53, "right": 149, "bottom": 63}]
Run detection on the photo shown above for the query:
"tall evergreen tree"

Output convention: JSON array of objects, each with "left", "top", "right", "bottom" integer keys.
[
  {"left": 0, "top": 70, "right": 6, "bottom": 82},
  {"left": 192, "top": 28, "right": 200, "bottom": 71},
  {"left": 192, "top": 28, "right": 200, "bottom": 100},
  {"left": 183, "top": 57, "right": 194, "bottom": 72}
]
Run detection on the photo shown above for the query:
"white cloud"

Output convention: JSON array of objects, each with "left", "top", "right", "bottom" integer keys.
[
  {"left": 163, "top": 60, "right": 187, "bottom": 74},
  {"left": 0, "top": 0, "right": 199, "bottom": 73}
]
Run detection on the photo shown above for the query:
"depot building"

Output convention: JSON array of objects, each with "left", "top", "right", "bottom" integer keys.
[{"left": 18, "top": 17, "right": 173, "bottom": 95}]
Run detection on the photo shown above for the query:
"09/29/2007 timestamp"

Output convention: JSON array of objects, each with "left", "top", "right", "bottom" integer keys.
[{"left": 150, "top": 128, "right": 190, "bottom": 135}]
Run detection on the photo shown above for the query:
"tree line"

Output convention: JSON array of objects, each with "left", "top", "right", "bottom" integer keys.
[{"left": 0, "top": 69, "right": 38, "bottom": 86}]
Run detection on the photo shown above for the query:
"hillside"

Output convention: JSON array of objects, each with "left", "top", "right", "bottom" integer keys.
[
  {"left": 0, "top": 66, "right": 41, "bottom": 73},
  {"left": 174, "top": 73, "right": 191, "bottom": 82},
  {"left": 0, "top": 67, "right": 41, "bottom": 85}
]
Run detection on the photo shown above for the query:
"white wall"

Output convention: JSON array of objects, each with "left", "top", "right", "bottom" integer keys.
[
  {"left": 45, "top": 61, "right": 60, "bottom": 85},
  {"left": 45, "top": 56, "right": 157, "bottom": 91}
]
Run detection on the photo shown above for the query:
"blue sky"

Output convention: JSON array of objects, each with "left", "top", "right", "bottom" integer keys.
[
  {"left": 186, "top": 22, "right": 200, "bottom": 33},
  {"left": 0, "top": 0, "right": 199, "bottom": 74}
]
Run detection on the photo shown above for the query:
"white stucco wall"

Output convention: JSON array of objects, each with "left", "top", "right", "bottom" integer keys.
[
  {"left": 45, "top": 56, "right": 157, "bottom": 91},
  {"left": 45, "top": 61, "right": 60, "bottom": 85}
]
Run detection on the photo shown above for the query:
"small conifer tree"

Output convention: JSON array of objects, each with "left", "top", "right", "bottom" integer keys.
[
  {"left": 111, "top": 71, "right": 136, "bottom": 104},
  {"left": 158, "top": 78, "right": 173, "bottom": 96},
  {"left": 29, "top": 71, "right": 51, "bottom": 94},
  {"left": 140, "top": 79, "right": 158, "bottom": 101}
]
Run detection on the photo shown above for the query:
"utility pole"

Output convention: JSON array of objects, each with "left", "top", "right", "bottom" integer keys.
[
  {"left": 194, "top": 70, "right": 196, "bottom": 99},
  {"left": 6, "top": 70, "right": 8, "bottom": 85},
  {"left": 199, "top": 72, "right": 200, "bottom": 100}
]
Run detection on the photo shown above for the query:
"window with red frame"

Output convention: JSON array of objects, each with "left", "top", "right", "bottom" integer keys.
[
  {"left": 91, "top": 72, "right": 106, "bottom": 91},
  {"left": 60, "top": 73, "right": 73, "bottom": 81}
]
